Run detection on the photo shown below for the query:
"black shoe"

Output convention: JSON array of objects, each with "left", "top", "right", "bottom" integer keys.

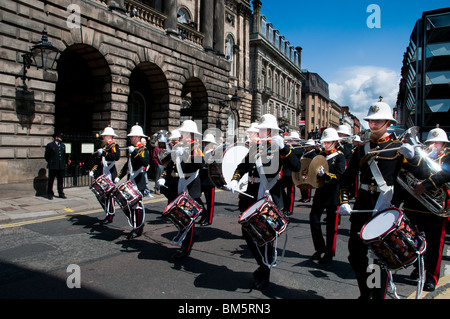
[
  {"left": 58, "top": 194, "right": 67, "bottom": 199},
  {"left": 253, "top": 266, "right": 270, "bottom": 290},
  {"left": 126, "top": 230, "right": 141, "bottom": 240},
  {"left": 200, "top": 221, "right": 212, "bottom": 226},
  {"left": 423, "top": 279, "right": 436, "bottom": 292},
  {"left": 48, "top": 195, "right": 53, "bottom": 200},
  {"left": 311, "top": 251, "right": 323, "bottom": 261},
  {"left": 319, "top": 255, "right": 332, "bottom": 264},
  {"left": 102, "top": 216, "right": 114, "bottom": 224},
  {"left": 172, "top": 249, "right": 189, "bottom": 260}
]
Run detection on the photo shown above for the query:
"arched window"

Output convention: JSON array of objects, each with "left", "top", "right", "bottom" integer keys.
[
  {"left": 177, "top": 7, "right": 191, "bottom": 24},
  {"left": 225, "top": 34, "right": 235, "bottom": 76}
]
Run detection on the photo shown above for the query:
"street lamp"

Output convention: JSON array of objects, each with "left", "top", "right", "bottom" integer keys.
[
  {"left": 229, "top": 89, "right": 241, "bottom": 111},
  {"left": 22, "top": 28, "right": 60, "bottom": 86}
]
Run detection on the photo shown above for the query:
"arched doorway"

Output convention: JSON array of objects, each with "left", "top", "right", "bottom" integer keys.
[
  {"left": 180, "top": 78, "right": 208, "bottom": 132},
  {"left": 55, "top": 44, "right": 111, "bottom": 187},
  {"left": 128, "top": 62, "right": 168, "bottom": 138}
]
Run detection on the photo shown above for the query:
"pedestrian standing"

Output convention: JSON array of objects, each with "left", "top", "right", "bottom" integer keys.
[{"left": 45, "top": 132, "right": 66, "bottom": 200}]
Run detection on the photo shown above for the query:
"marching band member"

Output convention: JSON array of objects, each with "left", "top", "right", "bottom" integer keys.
[
  {"left": 309, "top": 128, "right": 346, "bottom": 264},
  {"left": 89, "top": 126, "right": 120, "bottom": 224},
  {"left": 336, "top": 124, "right": 353, "bottom": 165},
  {"left": 281, "top": 131, "right": 303, "bottom": 216},
  {"left": 116, "top": 124, "right": 150, "bottom": 239},
  {"left": 158, "top": 120, "right": 204, "bottom": 259},
  {"left": 399, "top": 126, "right": 450, "bottom": 291},
  {"left": 227, "top": 114, "right": 300, "bottom": 290},
  {"left": 246, "top": 122, "right": 259, "bottom": 145},
  {"left": 338, "top": 98, "right": 423, "bottom": 299},
  {"left": 151, "top": 135, "right": 168, "bottom": 195},
  {"left": 199, "top": 133, "right": 217, "bottom": 226},
  {"left": 300, "top": 139, "right": 317, "bottom": 203}
]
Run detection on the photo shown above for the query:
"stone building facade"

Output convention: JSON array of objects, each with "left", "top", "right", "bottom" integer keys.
[
  {"left": 0, "top": 0, "right": 252, "bottom": 185},
  {"left": 249, "top": 0, "right": 303, "bottom": 134}
]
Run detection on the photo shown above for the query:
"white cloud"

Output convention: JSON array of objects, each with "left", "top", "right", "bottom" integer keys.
[{"left": 329, "top": 66, "right": 400, "bottom": 129}]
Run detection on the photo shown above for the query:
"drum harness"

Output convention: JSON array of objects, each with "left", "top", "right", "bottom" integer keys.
[
  {"left": 122, "top": 154, "right": 145, "bottom": 231},
  {"left": 101, "top": 157, "right": 116, "bottom": 217},
  {"left": 362, "top": 143, "right": 425, "bottom": 299},
  {"left": 253, "top": 152, "right": 288, "bottom": 268},
  {"left": 170, "top": 156, "right": 201, "bottom": 246}
]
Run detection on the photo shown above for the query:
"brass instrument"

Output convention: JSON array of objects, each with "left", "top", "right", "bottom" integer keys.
[
  {"left": 396, "top": 126, "right": 450, "bottom": 217},
  {"left": 292, "top": 155, "right": 328, "bottom": 189}
]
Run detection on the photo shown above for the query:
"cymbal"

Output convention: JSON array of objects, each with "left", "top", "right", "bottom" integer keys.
[{"left": 292, "top": 155, "right": 328, "bottom": 189}]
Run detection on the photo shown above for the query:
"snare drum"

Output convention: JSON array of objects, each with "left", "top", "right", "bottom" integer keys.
[
  {"left": 239, "top": 197, "right": 288, "bottom": 246},
  {"left": 360, "top": 207, "right": 426, "bottom": 270},
  {"left": 90, "top": 174, "right": 116, "bottom": 201},
  {"left": 163, "top": 191, "right": 203, "bottom": 231},
  {"left": 113, "top": 181, "right": 142, "bottom": 210},
  {"left": 208, "top": 143, "right": 249, "bottom": 191}
]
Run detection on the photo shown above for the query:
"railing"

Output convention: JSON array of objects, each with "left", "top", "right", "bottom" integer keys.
[
  {"left": 92, "top": 0, "right": 204, "bottom": 47},
  {"left": 124, "top": 0, "right": 166, "bottom": 30}
]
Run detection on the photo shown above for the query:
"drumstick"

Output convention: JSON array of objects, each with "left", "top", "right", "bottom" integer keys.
[
  {"left": 224, "top": 188, "right": 254, "bottom": 198},
  {"left": 350, "top": 209, "right": 378, "bottom": 213}
]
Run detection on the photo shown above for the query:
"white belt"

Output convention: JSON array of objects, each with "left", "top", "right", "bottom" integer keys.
[
  {"left": 249, "top": 176, "right": 261, "bottom": 184},
  {"left": 360, "top": 183, "right": 381, "bottom": 193}
]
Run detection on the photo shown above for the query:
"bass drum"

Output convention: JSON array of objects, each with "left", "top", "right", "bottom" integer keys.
[{"left": 208, "top": 143, "right": 249, "bottom": 192}]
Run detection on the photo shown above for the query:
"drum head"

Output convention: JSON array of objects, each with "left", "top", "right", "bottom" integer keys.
[
  {"left": 239, "top": 198, "right": 265, "bottom": 222},
  {"left": 360, "top": 209, "right": 401, "bottom": 241},
  {"left": 222, "top": 143, "right": 249, "bottom": 186}
]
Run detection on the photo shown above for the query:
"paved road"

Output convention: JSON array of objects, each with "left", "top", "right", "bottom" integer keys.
[{"left": 0, "top": 186, "right": 449, "bottom": 301}]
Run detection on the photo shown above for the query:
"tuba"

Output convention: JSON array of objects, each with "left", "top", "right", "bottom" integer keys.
[{"left": 396, "top": 127, "right": 450, "bottom": 217}]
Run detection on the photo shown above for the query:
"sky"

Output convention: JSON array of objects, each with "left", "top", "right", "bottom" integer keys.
[{"left": 255, "top": 0, "right": 448, "bottom": 128}]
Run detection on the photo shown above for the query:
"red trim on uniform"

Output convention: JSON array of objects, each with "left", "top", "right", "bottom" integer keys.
[
  {"left": 208, "top": 187, "right": 215, "bottom": 223},
  {"left": 331, "top": 206, "right": 339, "bottom": 256},
  {"left": 289, "top": 182, "right": 295, "bottom": 213},
  {"left": 431, "top": 218, "right": 448, "bottom": 285}
]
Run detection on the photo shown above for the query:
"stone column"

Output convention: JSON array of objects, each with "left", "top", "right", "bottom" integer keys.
[
  {"left": 201, "top": 0, "right": 214, "bottom": 51},
  {"left": 213, "top": 0, "right": 225, "bottom": 56},
  {"left": 163, "top": 0, "right": 178, "bottom": 35},
  {"left": 252, "top": 0, "right": 262, "bottom": 34}
]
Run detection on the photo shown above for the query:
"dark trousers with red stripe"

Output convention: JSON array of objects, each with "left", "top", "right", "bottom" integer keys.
[
  {"left": 281, "top": 175, "right": 295, "bottom": 213},
  {"left": 200, "top": 186, "right": 215, "bottom": 224},
  {"left": 309, "top": 203, "right": 339, "bottom": 258},
  {"left": 404, "top": 209, "right": 447, "bottom": 285}
]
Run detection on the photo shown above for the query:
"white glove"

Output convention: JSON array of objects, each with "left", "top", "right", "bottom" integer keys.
[
  {"left": 272, "top": 135, "right": 285, "bottom": 149},
  {"left": 157, "top": 179, "right": 165, "bottom": 187},
  {"left": 338, "top": 203, "right": 352, "bottom": 216},
  {"left": 175, "top": 146, "right": 184, "bottom": 157},
  {"left": 399, "top": 143, "right": 414, "bottom": 160},
  {"left": 97, "top": 148, "right": 103, "bottom": 156},
  {"left": 128, "top": 146, "right": 136, "bottom": 154},
  {"left": 225, "top": 180, "right": 239, "bottom": 194},
  {"left": 114, "top": 177, "right": 120, "bottom": 184},
  {"left": 89, "top": 171, "right": 94, "bottom": 177},
  {"left": 317, "top": 165, "right": 325, "bottom": 177}
]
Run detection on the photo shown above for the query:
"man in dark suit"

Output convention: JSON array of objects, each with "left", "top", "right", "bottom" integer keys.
[{"left": 45, "top": 132, "right": 66, "bottom": 200}]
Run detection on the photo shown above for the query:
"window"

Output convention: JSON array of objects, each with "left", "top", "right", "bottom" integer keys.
[
  {"left": 177, "top": 8, "right": 191, "bottom": 24},
  {"left": 225, "top": 34, "right": 235, "bottom": 76}
]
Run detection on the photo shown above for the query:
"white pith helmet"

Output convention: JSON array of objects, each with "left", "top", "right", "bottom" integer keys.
[
  {"left": 246, "top": 122, "right": 259, "bottom": 133},
  {"left": 178, "top": 120, "right": 201, "bottom": 135},
  {"left": 337, "top": 124, "right": 351, "bottom": 136},
  {"left": 101, "top": 126, "right": 117, "bottom": 137},
  {"left": 320, "top": 128, "right": 341, "bottom": 142},
  {"left": 363, "top": 97, "right": 397, "bottom": 124},
  {"left": 169, "top": 129, "right": 181, "bottom": 140},
  {"left": 425, "top": 127, "right": 450, "bottom": 144},
  {"left": 203, "top": 133, "right": 216, "bottom": 144},
  {"left": 127, "top": 124, "right": 147, "bottom": 137},
  {"left": 289, "top": 131, "right": 300, "bottom": 140},
  {"left": 353, "top": 135, "right": 362, "bottom": 143},
  {"left": 305, "top": 139, "right": 316, "bottom": 146},
  {"left": 256, "top": 114, "right": 280, "bottom": 131}
]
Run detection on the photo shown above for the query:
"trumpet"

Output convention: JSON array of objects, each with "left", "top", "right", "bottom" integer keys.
[{"left": 396, "top": 126, "right": 450, "bottom": 217}]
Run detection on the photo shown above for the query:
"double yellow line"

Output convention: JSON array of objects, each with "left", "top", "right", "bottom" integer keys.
[{"left": 0, "top": 196, "right": 167, "bottom": 229}]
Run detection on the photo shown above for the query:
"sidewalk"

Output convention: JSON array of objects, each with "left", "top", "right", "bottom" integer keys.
[{"left": 0, "top": 181, "right": 101, "bottom": 224}]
